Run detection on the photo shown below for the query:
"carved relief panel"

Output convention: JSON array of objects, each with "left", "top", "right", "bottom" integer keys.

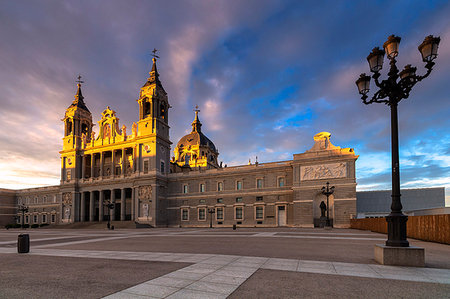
[{"left": 300, "top": 162, "right": 347, "bottom": 181}]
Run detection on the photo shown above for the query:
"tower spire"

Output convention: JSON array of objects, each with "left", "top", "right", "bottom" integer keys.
[
  {"left": 69, "top": 75, "right": 89, "bottom": 112},
  {"left": 191, "top": 105, "right": 202, "bottom": 133},
  {"left": 143, "top": 48, "right": 164, "bottom": 91}
]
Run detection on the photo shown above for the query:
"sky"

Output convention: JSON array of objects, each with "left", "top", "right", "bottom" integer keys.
[{"left": 0, "top": 0, "right": 449, "bottom": 202}]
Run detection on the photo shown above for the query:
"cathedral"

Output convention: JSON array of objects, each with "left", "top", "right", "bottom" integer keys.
[{"left": 7, "top": 57, "right": 358, "bottom": 228}]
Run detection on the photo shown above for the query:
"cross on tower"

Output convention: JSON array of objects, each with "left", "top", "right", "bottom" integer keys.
[
  {"left": 194, "top": 105, "right": 200, "bottom": 113},
  {"left": 76, "top": 75, "right": 84, "bottom": 84},
  {"left": 151, "top": 48, "right": 160, "bottom": 59}
]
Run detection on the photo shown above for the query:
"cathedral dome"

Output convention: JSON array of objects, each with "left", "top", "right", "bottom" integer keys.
[{"left": 173, "top": 107, "right": 219, "bottom": 168}]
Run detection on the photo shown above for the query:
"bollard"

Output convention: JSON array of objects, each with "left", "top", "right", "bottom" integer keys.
[
  {"left": 18, "top": 234, "right": 30, "bottom": 253},
  {"left": 233, "top": 224, "right": 236, "bottom": 230}
]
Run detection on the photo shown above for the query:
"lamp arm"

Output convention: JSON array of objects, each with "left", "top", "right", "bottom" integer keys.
[
  {"left": 362, "top": 89, "right": 389, "bottom": 105},
  {"left": 372, "top": 72, "right": 384, "bottom": 88},
  {"left": 416, "top": 62, "right": 435, "bottom": 81}
]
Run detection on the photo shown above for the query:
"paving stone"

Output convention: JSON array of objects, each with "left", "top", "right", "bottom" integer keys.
[
  {"left": 186, "top": 280, "right": 239, "bottom": 294},
  {"left": 146, "top": 276, "right": 194, "bottom": 288},
  {"left": 166, "top": 288, "right": 226, "bottom": 299},
  {"left": 200, "top": 274, "right": 248, "bottom": 285},
  {"left": 124, "top": 283, "right": 179, "bottom": 297}
]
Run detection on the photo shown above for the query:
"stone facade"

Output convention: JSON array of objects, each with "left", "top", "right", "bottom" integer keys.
[{"left": 2, "top": 59, "right": 358, "bottom": 228}]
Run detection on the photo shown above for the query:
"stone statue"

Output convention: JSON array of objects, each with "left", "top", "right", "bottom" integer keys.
[
  {"left": 91, "top": 131, "right": 96, "bottom": 141},
  {"left": 122, "top": 125, "right": 127, "bottom": 137},
  {"left": 64, "top": 207, "right": 71, "bottom": 219},
  {"left": 143, "top": 203, "right": 149, "bottom": 217},
  {"left": 132, "top": 122, "right": 137, "bottom": 137},
  {"left": 320, "top": 201, "right": 327, "bottom": 218},
  {"left": 81, "top": 133, "right": 87, "bottom": 146}
]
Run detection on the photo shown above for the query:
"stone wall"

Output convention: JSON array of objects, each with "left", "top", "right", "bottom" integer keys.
[{"left": 0, "top": 189, "right": 16, "bottom": 226}]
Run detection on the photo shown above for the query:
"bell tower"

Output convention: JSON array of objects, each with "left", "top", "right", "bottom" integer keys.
[
  {"left": 136, "top": 51, "right": 171, "bottom": 174},
  {"left": 60, "top": 77, "right": 93, "bottom": 182}
]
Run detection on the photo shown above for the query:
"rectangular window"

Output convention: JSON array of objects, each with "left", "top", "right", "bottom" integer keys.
[
  {"left": 25, "top": 216, "right": 29, "bottom": 224},
  {"left": 183, "top": 184, "right": 188, "bottom": 194},
  {"left": 217, "top": 182, "right": 223, "bottom": 191},
  {"left": 51, "top": 214, "right": 56, "bottom": 223},
  {"left": 143, "top": 160, "right": 149, "bottom": 174},
  {"left": 236, "top": 181, "right": 242, "bottom": 190},
  {"left": 235, "top": 207, "right": 243, "bottom": 220},
  {"left": 33, "top": 215, "right": 38, "bottom": 223},
  {"left": 200, "top": 183, "right": 205, "bottom": 193},
  {"left": 256, "top": 206, "right": 264, "bottom": 220},
  {"left": 198, "top": 208, "right": 206, "bottom": 221},
  {"left": 216, "top": 207, "right": 224, "bottom": 220},
  {"left": 182, "top": 209, "right": 189, "bottom": 221},
  {"left": 160, "top": 161, "right": 165, "bottom": 173},
  {"left": 257, "top": 179, "right": 263, "bottom": 189},
  {"left": 42, "top": 214, "right": 47, "bottom": 223},
  {"left": 217, "top": 198, "right": 223, "bottom": 203},
  {"left": 236, "top": 197, "right": 243, "bottom": 203},
  {"left": 256, "top": 196, "right": 263, "bottom": 202},
  {"left": 278, "top": 177, "right": 285, "bottom": 187}
]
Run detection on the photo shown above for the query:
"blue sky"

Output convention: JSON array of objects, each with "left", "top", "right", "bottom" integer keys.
[{"left": 0, "top": 0, "right": 449, "bottom": 199}]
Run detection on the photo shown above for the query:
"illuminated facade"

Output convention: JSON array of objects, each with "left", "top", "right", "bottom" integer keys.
[{"left": 9, "top": 58, "right": 358, "bottom": 228}]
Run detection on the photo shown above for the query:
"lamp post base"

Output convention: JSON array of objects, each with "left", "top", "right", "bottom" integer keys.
[
  {"left": 386, "top": 214, "right": 409, "bottom": 247},
  {"left": 374, "top": 244, "right": 424, "bottom": 267}
]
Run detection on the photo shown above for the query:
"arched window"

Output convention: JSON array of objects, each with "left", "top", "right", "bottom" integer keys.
[
  {"left": 160, "top": 103, "right": 166, "bottom": 119},
  {"left": 66, "top": 120, "right": 72, "bottom": 136},
  {"left": 81, "top": 123, "right": 88, "bottom": 134},
  {"left": 143, "top": 100, "right": 150, "bottom": 118},
  {"left": 103, "top": 124, "right": 111, "bottom": 138},
  {"left": 184, "top": 153, "right": 190, "bottom": 166}
]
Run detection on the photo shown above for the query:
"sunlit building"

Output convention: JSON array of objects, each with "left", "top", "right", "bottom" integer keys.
[{"left": 7, "top": 58, "right": 359, "bottom": 228}]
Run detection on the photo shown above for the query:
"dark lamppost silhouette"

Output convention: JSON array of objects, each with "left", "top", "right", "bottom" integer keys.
[
  {"left": 105, "top": 201, "right": 115, "bottom": 230},
  {"left": 18, "top": 204, "right": 29, "bottom": 229},
  {"left": 208, "top": 208, "right": 215, "bottom": 228},
  {"left": 356, "top": 34, "right": 440, "bottom": 247},
  {"left": 321, "top": 182, "right": 335, "bottom": 227}
]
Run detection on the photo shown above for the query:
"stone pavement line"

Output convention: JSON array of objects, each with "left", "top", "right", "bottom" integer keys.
[{"left": 0, "top": 247, "right": 449, "bottom": 285}]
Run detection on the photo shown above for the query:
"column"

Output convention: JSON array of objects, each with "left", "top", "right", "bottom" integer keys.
[
  {"left": 132, "top": 147, "right": 136, "bottom": 173},
  {"left": 89, "top": 192, "right": 94, "bottom": 221},
  {"left": 121, "top": 149, "right": 126, "bottom": 177},
  {"left": 111, "top": 189, "right": 116, "bottom": 221},
  {"left": 90, "top": 154, "right": 94, "bottom": 178},
  {"left": 70, "top": 192, "right": 76, "bottom": 223},
  {"left": 100, "top": 152, "right": 104, "bottom": 178},
  {"left": 131, "top": 187, "right": 135, "bottom": 220},
  {"left": 120, "top": 188, "right": 126, "bottom": 221},
  {"left": 112, "top": 150, "right": 116, "bottom": 177},
  {"left": 134, "top": 187, "right": 140, "bottom": 221},
  {"left": 80, "top": 192, "right": 86, "bottom": 222},
  {"left": 99, "top": 190, "right": 104, "bottom": 221},
  {"left": 81, "top": 155, "right": 86, "bottom": 179}
]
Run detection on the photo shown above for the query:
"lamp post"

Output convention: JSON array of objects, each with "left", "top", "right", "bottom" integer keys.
[
  {"left": 356, "top": 35, "right": 440, "bottom": 247},
  {"left": 105, "top": 201, "right": 115, "bottom": 229},
  {"left": 321, "top": 182, "right": 335, "bottom": 227},
  {"left": 18, "top": 204, "right": 29, "bottom": 229},
  {"left": 208, "top": 208, "right": 215, "bottom": 228}
]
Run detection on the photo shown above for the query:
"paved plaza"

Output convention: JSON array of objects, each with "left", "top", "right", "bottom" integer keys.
[{"left": 0, "top": 227, "right": 449, "bottom": 298}]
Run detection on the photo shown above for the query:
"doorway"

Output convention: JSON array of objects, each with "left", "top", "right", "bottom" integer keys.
[{"left": 277, "top": 205, "right": 286, "bottom": 226}]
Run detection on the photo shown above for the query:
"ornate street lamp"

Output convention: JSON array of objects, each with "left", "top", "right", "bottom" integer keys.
[
  {"left": 18, "top": 204, "right": 29, "bottom": 229},
  {"left": 208, "top": 208, "right": 215, "bottom": 228},
  {"left": 356, "top": 34, "right": 440, "bottom": 247},
  {"left": 321, "top": 182, "right": 335, "bottom": 227}
]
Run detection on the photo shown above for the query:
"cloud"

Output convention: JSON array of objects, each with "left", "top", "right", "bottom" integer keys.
[{"left": 0, "top": 0, "right": 449, "bottom": 192}]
